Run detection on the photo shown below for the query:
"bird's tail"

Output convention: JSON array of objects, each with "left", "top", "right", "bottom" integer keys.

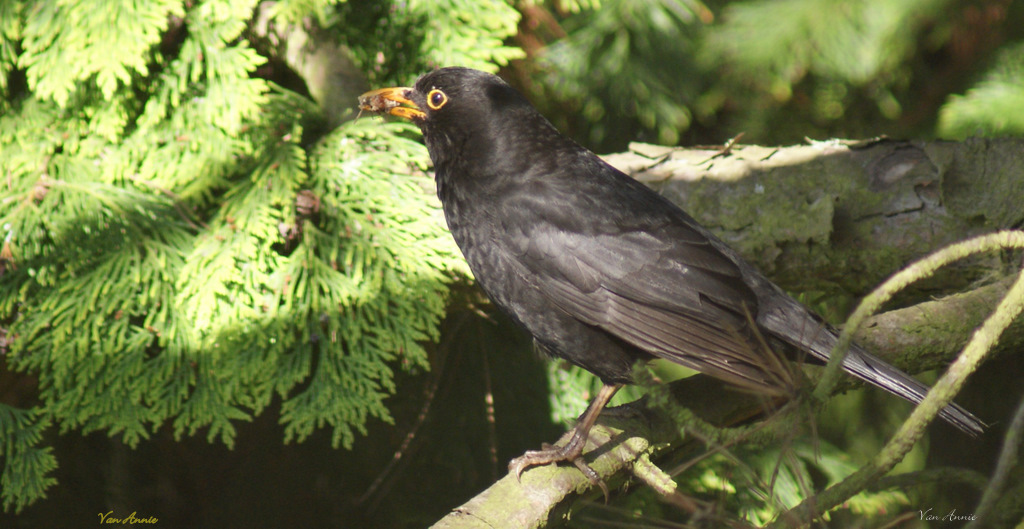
[
  {"left": 794, "top": 321, "right": 986, "bottom": 435},
  {"left": 837, "top": 343, "right": 984, "bottom": 435},
  {"left": 747, "top": 269, "right": 984, "bottom": 434}
]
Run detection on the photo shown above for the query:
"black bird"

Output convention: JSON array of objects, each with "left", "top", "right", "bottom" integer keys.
[{"left": 359, "top": 67, "right": 984, "bottom": 481}]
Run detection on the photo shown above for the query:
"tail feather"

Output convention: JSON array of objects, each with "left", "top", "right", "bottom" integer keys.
[{"left": 840, "top": 345, "right": 985, "bottom": 435}]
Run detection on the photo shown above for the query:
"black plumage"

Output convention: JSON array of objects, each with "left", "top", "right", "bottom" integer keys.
[{"left": 359, "top": 67, "right": 984, "bottom": 480}]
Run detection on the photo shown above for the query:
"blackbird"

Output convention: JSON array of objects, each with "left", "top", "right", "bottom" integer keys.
[{"left": 359, "top": 67, "right": 984, "bottom": 482}]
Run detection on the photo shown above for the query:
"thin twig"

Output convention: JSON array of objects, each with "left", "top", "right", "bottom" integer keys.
[
  {"left": 967, "top": 391, "right": 1024, "bottom": 528},
  {"left": 357, "top": 313, "right": 471, "bottom": 509},
  {"left": 817, "top": 230, "right": 1024, "bottom": 401},
  {"left": 481, "top": 347, "right": 499, "bottom": 482}
]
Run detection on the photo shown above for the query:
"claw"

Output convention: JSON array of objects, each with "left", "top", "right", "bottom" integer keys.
[
  {"left": 507, "top": 441, "right": 580, "bottom": 480},
  {"left": 507, "top": 431, "right": 611, "bottom": 501},
  {"left": 571, "top": 458, "right": 610, "bottom": 503},
  {"left": 507, "top": 384, "right": 622, "bottom": 500},
  {"left": 507, "top": 442, "right": 611, "bottom": 502}
]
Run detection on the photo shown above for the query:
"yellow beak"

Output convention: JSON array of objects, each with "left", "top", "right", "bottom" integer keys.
[{"left": 358, "top": 87, "right": 426, "bottom": 120}]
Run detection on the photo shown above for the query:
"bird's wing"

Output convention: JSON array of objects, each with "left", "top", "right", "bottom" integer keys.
[{"left": 503, "top": 188, "right": 794, "bottom": 394}]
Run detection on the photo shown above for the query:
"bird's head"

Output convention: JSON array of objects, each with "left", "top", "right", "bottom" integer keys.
[{"left": 359, "top": 67, "right": 560, "bottom": 174}]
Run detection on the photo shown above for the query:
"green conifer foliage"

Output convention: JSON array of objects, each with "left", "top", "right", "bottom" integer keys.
[
  {"left": 0, "top": 0, "right": 520, "bottom": 511},
  {"left": 939, "top": 42, "right": 1024, "bottom": 138}
]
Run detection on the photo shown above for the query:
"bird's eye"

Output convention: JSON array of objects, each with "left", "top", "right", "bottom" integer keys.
[{"left": 427, "top": 89, "right": 448, "bottom": 110}]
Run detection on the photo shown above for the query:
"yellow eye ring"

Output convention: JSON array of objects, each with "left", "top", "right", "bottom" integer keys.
[{"left": 427, "top": 89, "right": 448, "bottom": 110}]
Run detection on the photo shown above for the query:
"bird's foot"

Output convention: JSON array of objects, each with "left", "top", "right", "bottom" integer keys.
[
  {"left": 508, "top": 438, "right": 610, "bottom": 501},
  {"left": 508, "top": 385, "right": 621, "bottom": 501}
]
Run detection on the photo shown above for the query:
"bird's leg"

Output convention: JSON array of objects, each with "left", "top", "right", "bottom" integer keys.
[{"left": 509, "top": 383, "right": 622, "bottom": 496}]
